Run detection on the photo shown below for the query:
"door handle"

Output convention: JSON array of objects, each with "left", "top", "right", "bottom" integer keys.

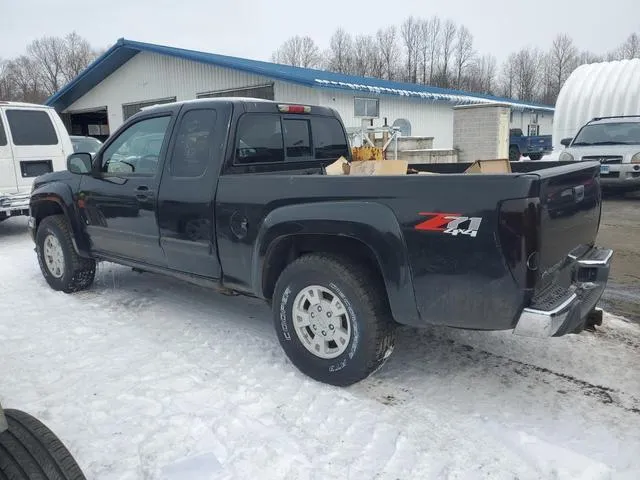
[{"left": 135, "top": 185, "right": 153, "bottom": 200}]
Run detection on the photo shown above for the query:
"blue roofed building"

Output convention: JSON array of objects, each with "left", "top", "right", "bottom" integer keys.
[{"left": 46, "top": 38, "right": 554, "bottom": 148}]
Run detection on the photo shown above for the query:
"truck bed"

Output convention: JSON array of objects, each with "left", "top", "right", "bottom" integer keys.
[{"left": 217, "top": 159, "right": 603, "bottom": 331}]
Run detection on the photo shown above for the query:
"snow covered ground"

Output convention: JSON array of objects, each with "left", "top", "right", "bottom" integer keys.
[{"left": 1, "top": 217, "right": 639, "bottom": 480}]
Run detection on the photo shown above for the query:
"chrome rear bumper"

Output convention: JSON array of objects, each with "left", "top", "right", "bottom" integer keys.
[{"left": 513, "top": 247, "right": 613, "bottom": 338}]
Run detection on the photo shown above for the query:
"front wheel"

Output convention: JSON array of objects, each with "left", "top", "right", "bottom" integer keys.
[
  {"left": 35, "top": 215, "right": 96, "bottom": 293},
  {"left": 272, "top": 254, "right": 396, "bottom": 386},
  {"left": 528, "top": 153, "right": 543, "bottom": 160}
]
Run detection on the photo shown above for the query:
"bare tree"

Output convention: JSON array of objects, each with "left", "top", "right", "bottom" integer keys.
[
  {"left": 0, "top": 59, "right": 13, "bottom": 100},
  {"left": 352, "top": 35, "right": 377, "bottom": 77},
  {"left": 418, "top": 17, "right": 442, "bottom": 84},
  {"left": 425, "top": 16, "right": 441, "bottom": 84},
  {"left": 327, "top": 28, "right": 354, "bottom": 74},
  {"left": 513, "top": 47, "right": 543, "bottom": 101},
  {"left": 6, "top": 56, "right": 46, "bottom": 103},
  {"left": 538, "top": 53, "right": 556, "bottom": 105},
  {"left": 549, "top": 34, "right": 577, "bottom": 98},
  {"left": 468, "top": 54, "right": 497, "bottom": 94},
  {"left": 436, "top": 19, "right": 456, "bottom": 88},
  {"left": 577, "top": 50, "right": 604, "bottom": 65},
  {"left": 401, "top": 16, "right": 421, "bottom": 82},
  {"left": 499, "top": 52, "right": 518, "bottom": 98},
  {"left": 272, "top": 35, "right": 321, "bottom": 68},
  {"left": 620, "top": 33, "right": 640, "bottom": 59},
  {"left": 376, "top": 26, "right": 399, "bottom": 80},
  {"left": 62, "top": 31, "right": 98, "bottom": 81},
  {"left": 454, "top": 25, "right": 475, "bottom": 89},
  {"left": 27, "top": 36, "right": 66, "bottom": 95}
]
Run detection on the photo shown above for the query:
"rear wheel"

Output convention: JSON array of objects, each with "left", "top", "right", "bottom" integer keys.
[
  {"left": 35, "top": 215, "right": 95, "bottom": 293},
  {"left": 0, "top": 408, "right": 86, "bottom": 480},
  {"left": 272, "top": 253, "right": 396, "bottom": 386},
  {"left": 528, "top": 153, "right": 542, "bottom": 160},
  {"left": 509, "top": 146, "right": 521, "bottom": 162}
]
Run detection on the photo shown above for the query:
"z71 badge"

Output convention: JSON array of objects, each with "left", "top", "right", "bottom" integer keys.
[{"left": 415, "top": 212, "right": 483, "bottom": 238}]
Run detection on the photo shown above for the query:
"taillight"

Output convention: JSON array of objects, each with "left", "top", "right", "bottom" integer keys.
[
  {"left": 498, "top": 197, "right": 540, "bottom": 290},
  {"left": 278, "top": 104, "right": 311, "bottom": 114}
]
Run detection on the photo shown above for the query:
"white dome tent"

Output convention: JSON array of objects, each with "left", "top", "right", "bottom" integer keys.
[{"left": 553, "top": 59, "right": 640, "bottom": 151}]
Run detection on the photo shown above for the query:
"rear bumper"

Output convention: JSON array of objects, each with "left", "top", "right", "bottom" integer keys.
[
  {"left": 513, "top": 246, "right": 613, "bottom": 338},
  {"left": 0, "top": 192, "right": 31, "bottom": 218}
]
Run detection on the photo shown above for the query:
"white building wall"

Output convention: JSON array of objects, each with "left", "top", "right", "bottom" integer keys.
[
  {"left": 66, "top": 51, "right": 276, "bottom": 131},
  {"left": 66, "top": 50, "right": 553, "bottom": 148},
  {"left": 509, "top": 110, "right": 553, "bottom": 136},
  {"left": 275, "top": 82, "right": 456, "bottom": 148}
]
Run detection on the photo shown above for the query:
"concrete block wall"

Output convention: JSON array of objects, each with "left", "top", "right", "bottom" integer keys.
[{"left": 453, "top": 103, "right": 511, "bottom": 162}]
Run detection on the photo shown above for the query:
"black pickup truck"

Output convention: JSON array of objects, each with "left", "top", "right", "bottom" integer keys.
[{"left": 28, "top": 98, "right": 613, "bottom": 386}]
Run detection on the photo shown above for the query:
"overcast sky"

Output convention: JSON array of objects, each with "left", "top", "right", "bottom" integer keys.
[{"left": 1, "top": 0, "right": 638, "bottom": 65}]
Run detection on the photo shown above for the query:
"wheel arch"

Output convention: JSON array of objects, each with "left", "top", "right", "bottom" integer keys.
[
  {"left": 252, "top": 201, "right": 420, "bottom": 326},
  {"left": 30, "top": 186, "right": 90, "bottom": 256}
]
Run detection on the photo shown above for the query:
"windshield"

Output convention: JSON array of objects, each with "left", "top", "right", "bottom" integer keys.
[
  {"left": 72, "top": 137, "right": 103, "bottom": 153},
  {"left": 572, "top": 122, "right": 640, "bottom": 146}
]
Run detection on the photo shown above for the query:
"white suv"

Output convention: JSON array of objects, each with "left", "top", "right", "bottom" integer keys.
[
  {"left": 559, "top": 115, "right": 640, "bottom": 193},
  {"left": 0, "top": 101, "right": 73, "bottom": 221}
]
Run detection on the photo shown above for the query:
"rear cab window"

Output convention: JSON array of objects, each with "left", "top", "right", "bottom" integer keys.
[
  {"left": 233, "top": 113, "right": 349, "bottom": 167},
  {"left": 6, "top": 109, "right": 58, "bottom": 146}
]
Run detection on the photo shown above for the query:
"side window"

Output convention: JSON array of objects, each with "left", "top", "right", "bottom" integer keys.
[
  {"left": 235, "top": 114, "right": 284, "bottom": 164},
  {"left": 0, "top": 115, "right": 7, "bottom": 146},
  {"left": 5, "top": 109, "right": 58, "bottom": 146},
  {"left": 311, "top": 117, "right": 350, "bottom": 160},
  {"left": 170, "top": 109, "right": 217, "bottom": 178},
  {"left": 101, "top": 116, "right": 171, "bottom": 175},
  {"left": 283, "top": 119, "right": 311, "bottom": 158}
]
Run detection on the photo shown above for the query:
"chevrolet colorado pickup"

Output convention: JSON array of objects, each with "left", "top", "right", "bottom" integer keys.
[{"left": 28, "top": 98, "right": 613, "bottom": 386}]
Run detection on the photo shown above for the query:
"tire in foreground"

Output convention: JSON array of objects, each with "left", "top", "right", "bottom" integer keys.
[{"left": 0, "top": 408, "right": 86, "bottom": 480}]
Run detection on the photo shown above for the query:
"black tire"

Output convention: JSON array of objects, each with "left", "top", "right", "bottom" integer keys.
[
  {"left": 528, "top": 153, "right": 542, "bottom": 161},
  {"left": 0, "top": 409, "right": 86, "bottom": 480},
  {"left": 35, "top": 215, "right": 95, "bottom": 293},
  {"left": 272, "top": 253, "right": 396, "bottom": 387},
  {"left": 509, "top": 146, "right": 521, "bottom": 162}
]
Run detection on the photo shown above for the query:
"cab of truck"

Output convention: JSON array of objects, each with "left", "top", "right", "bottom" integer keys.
[{"left": 0, "top": 101, "right": 73, "bottom": 220}]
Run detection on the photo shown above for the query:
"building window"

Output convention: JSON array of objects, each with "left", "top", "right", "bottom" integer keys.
[
  {"left": 197, "top": 84, "right": 274, "bottom": 100},
  {"left": 354, "top": 97, "right": 379, "bottom": 118},
  {"left": 122, "top": 97, "right": 177, "bottom": 121},
  {"left": 5, "top": 110, "right": 58, "bottom": 146}
]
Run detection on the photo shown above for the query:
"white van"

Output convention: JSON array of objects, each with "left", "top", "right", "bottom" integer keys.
[{"left": 0, "top": 102, "right": 73, "bottom": 220}]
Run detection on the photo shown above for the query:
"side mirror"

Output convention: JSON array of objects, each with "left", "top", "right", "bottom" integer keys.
[
  {"left": 560, "top": 137, "right": 573, "bottom": 147},
  {"left": 67, "top": 152, "right": 93, "bottom": 174}
]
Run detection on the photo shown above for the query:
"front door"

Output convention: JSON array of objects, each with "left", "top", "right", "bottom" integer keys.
[
  {"left": 0, "top": 111, "right": 18, "bottom": 197},
  {"left": 79, "top": 113, "right": 174, "bottom": 266},
  {"left": 157, "top": 105, "right": 230, "bottom": 278}
]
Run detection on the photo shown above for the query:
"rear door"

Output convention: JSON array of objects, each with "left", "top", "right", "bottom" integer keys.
[
  {"left": 0, "top": 109, "right": 18, "bottom": 196},
  {"left": 157, "top": 103, "right": 232, "bottom": 278},
  {"left": 3, "top": 108, "right": 61, "bottom": 192}
]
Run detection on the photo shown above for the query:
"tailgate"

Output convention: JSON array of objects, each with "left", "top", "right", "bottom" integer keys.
[{"left": 536, "top": 161, "right": 602, "bottom": 289}]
